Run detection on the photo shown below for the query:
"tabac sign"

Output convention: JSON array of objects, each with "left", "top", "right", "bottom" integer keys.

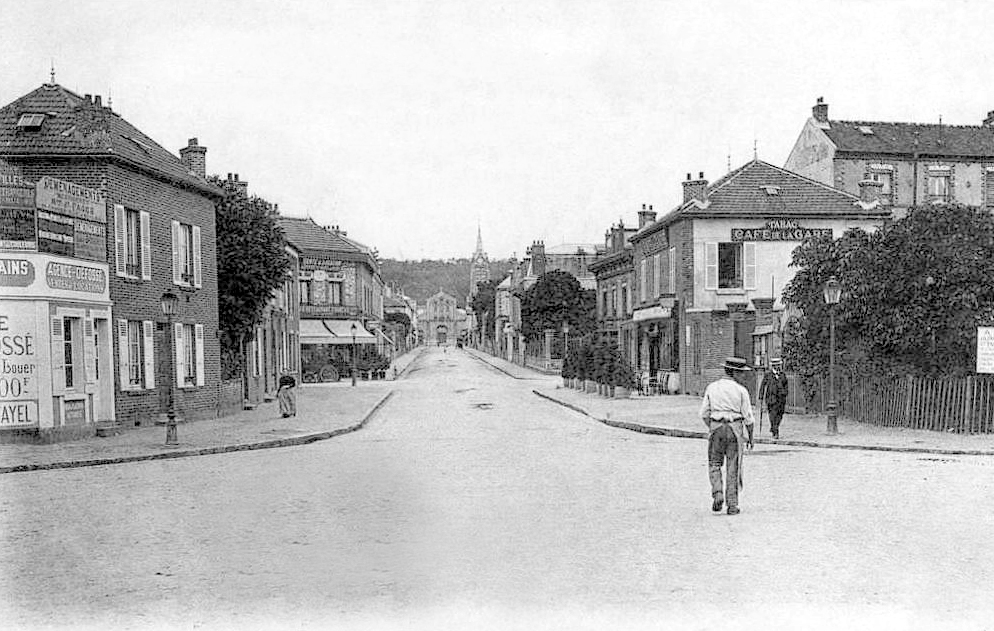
[{"left": 732, "top": 219, "right": 833, "bottom": 242}]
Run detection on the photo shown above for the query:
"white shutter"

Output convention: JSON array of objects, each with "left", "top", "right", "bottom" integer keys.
[
  {"left": 171, "top": 220, "right": 181, "bottom": 285},
  {"left": 668, "top": 247, "right": 676, "bottom": 294},
  {"left": 639, "top": 260, "right": 647, "bottom": 302},
  {"left": 192, "top": 225, "right": 202, "bottom": 288},
  {"left": 142, "top": 321, "right": 155, "bottom": 389},
  {"left": 705, "top": 243, "right": 718, "bottom": 290},
  {"left": 744, "top": 242, "right": 757, "bottom": 290},
  {"left": 51, "top": 317, "right": 65, "bottom": 394},
  {"left": 114, "top": 204, "right": 126, "bottom": 277},
  {"left": 83, "top": 317, "right": 96, "bottom": 384},
  {"left": 140, "top": 211, "right": 151, "bottom": 280},
  {"left": 194, "top": 324, "right": 205, "bottom": 386},
  {"left": 117, "top": 319, "right": 130, "bottom": 390},
  {"left": 653, "top": 253, "right": 661, "bottom": 297},
  {"left": 174, "top": 323, "right": 185, "bottom": 387}
]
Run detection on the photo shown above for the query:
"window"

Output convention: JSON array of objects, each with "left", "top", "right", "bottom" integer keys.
[
  {"left": 985, "top": 167, "right": 994, "bottom": 210},
  {"left": 300, "top": 280, "right": 310, "bottom": 304},
  {"left": 17, "top": 113, "right": 45, "bottom": 129},
  {"left": 179, "top": 224, "right": 194, "bottom": 283},
  {"left": 127, "top": 321, "right": 143, "bottom": 386},
  {"left": 171, "top": 221, "right": 201, "bottom": 287},
  {"left": 870, "top": 170, "right": 893, "bottom": 205},
  {"left": 667, "top": 247, "right": 676, "bottom": 294},
  {"left": 705, "top": 242, "right": 755, "bottom": 291},
  {"left": 114, "top": 205, "right": 150, "bottom": 279},
  {"left": 183, "top": 324, "right": 196, "bottom": 386},
  {"left": 653, "top": 253, "right": 662, "bottom": 298},
  {"left": 329, "top": 281, "right": 342, "bottom": 305},
  {"left": 639, "top": 259, "right": 647, "bottom": 302},
  {"left": 928, "top": 169, "right": 951, "bottom": 203},
  {"left": 63, "top": 317, "right": 76, "bottom": 389},
  {"left": 621, "top": 284, "right": 628, "bottom": 314}
]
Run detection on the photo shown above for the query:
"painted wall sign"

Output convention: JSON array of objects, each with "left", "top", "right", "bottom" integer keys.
[
  {"left": 63, "top": 399, "right": 86, "bottom": 425},
  {"left": 0, "top": 308, "right": 39, "bottom": 429},
  {"left": 35, "top": 176, "right": 107, "bottom": 223},
  {"left": 45, "top": 262, "right": 106, "bottom": 294},
  {"left": 977, "top": 327, "right": 994, "bottom": 374},
  {"left": 301, "top": 257, "right": 345, "bottom": 270},
  {"left": 731, "top": 219, "right": 833, "bottom": 242},
  {"left": 0, "top": 183, "right": 37, "bottom": 250},
  {"left": 0, "top": 259, "right": 35, "bottom": 287}
]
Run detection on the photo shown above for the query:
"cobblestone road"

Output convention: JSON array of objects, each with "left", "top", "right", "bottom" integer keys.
[{"left": 2, "top": 347, "right": 993, "bottom": 630}]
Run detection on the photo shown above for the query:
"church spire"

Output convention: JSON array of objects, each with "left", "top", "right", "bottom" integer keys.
[{"left": 475, "top": 222, "right": 483, "bottom": 255}]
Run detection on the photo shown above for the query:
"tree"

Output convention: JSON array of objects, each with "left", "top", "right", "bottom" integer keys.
[
  {"left": 470, "top": 279, "right": 498, "bottom": 340},
  {"left": 208, "top": 176, "right": 291, "bottom": 379},
  {"left": 784, "top": 203, "right": 994, "bottom": 381},
  {"left": 519, "top": 270, "right": 596, "bottom": 343}
]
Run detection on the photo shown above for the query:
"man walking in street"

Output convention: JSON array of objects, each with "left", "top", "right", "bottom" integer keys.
[
  {"left": 759, "top": 357, "right": 789, "bottom": 439},
  {"left": 700, "top": 357, "right": 755, "bottom": 515}
]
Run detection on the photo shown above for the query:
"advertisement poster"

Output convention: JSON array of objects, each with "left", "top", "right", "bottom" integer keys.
[
  {"left": 977, "top": 327, "right": 994, "bottom": 374},
  {"left": 0, "top": 305, "right": 39, "bottom": 428},
  {"left": 35, "top": 176, "right": 107, "bottom": 262}
]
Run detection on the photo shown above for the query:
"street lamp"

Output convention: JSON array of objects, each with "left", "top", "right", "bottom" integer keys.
[
  {"left": 562, "top": 321, "right": 570, "bottom": 357},
  {"left": 823, "top": 276, "right": 841, "bottom": 435},
  {"left": 160, "top": 291, "right": 179, "bottom": 446},
  {"left": 351, "top": 322, "right": 357, "bottom": 387}
]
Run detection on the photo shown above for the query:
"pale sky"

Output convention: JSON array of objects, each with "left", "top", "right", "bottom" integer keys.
[{"left": 2, "top": 0, "right": 991, "bottom": 260}]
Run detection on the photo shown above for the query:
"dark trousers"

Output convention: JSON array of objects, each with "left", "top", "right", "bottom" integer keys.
[
  {"left": 708, "top": 423, "right": 739, "bottom": 508},
  {"left": 768, "top": 404, "right": 785, "bottom": 436}
]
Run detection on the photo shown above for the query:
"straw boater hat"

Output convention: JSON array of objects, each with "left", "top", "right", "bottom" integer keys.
[
  {"left": 770, "top": 358, "right": 783, "bottom": 367},
  {"left": 722, "top": 357, "right": 751, "bottom": 371}
]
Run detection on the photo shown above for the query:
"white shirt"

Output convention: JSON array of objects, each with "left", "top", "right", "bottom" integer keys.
[{"left": 699, "top": 376, "right": 756, "bottom": 426}]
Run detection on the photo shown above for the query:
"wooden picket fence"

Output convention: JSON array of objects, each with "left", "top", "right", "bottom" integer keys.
[{"left": 787, "top": 372, "right": 994, "bottom": 433}]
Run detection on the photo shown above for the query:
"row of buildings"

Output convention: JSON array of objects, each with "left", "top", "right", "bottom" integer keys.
[
  {"left": 487, "top": 98, "right": 994, "bottom": 394},
  {"left": 0, "top": 81, "right": 412, "bottom": 442}
]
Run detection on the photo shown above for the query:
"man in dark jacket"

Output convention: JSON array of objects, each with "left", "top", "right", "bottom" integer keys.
[{"left": 759, "top": 358, "right": 789, "bottom": 439}]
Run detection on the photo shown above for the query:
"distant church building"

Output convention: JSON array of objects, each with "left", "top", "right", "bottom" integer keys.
[
  {"left": 419, "top": 290, "right": 467, "bottom": 346},
  {"left": 468, "top": 225, "right": 490, "bottom": 301}
]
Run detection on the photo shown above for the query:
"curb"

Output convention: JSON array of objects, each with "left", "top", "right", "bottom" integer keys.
[
  {"left": 0, "top": 391, "right": 396, "bottom": 475},
  {"left": 395, "top": 347, "right": 426, "bottom": 379},
  {"left": 464, "top": 348, "right": 537, "bottom": 380},
  {"left": 532, "top": 390, "right": 994, "bottom": 457}
]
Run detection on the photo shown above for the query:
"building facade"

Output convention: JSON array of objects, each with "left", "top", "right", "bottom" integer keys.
[
  {"left": 630, "top": 160, "right": 891, "bottom": 396},
  {"left": 245, "top": 243, "right": 300, "bottom": 405},
  {"left": 419, "top": 290, "right": 466, "bottom": 346},
  {"left": 1, "top": 84, "right": 222, "bottom": 440},
  {"left": 276, "top": 217, "right": 388, "bottom": 381},
  {"left": 588, "top": 210, "right": 643, "bottom": 362},
  {"left": 785, "top": 98, "right": 994, "bottom": 216}
]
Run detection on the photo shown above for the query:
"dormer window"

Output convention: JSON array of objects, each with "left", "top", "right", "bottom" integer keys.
[
  {"left": 858, "top": 125, "right": 874, "bottom": 135},
  {"left": 17, "top": 113, "right": 45, "bottom": 130},
  {"left": 761, "top": 185, "right": 781, "bottom": 196}
]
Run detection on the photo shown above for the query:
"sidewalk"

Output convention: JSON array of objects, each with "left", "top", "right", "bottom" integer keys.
[
  {"left": 0, "top": 347, "right": 425, "bottom": 474},
  {"left": 465, "top": 347, "right": 994, "bottom": 456}
]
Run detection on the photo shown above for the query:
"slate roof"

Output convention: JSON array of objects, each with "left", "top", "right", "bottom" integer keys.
[
  {"left": 641, "top": 160, "right": 888, "bottom": 236},
  {"left": 823, "top": 119, "right": 994, "bottom": 158},
  {"left": 0, "top": 83, "right": 217, "bottom": 194},
  {"left": 275, "top": 216, "right": 377, "bottom": 266}
]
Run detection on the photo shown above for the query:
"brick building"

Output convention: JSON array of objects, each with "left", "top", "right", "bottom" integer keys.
[
  {"left": 0, "top": 83, "right": 222, "bottom": 438},
  {"left": 588, "top": 210, "right": 641, "bottom": 359},
  {"left": 785, "top": 97, "right": 994, "bottom": 216},
  {"left": 629, "top": 160, "right": 890, "bottom": 396}
]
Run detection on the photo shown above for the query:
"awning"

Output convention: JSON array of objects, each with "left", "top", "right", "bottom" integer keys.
[
  {"left": 374, "top": 328, "right": 395, "bottom": 347},
  {"left": 300, "top": 319, "right": 376, "bottom": 345},
  {"left": 752, "top": 324, "right": 775, "bottom": 336}
]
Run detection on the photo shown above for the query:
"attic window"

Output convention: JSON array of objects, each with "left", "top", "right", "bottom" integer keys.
[
  {"left": 761, "top": 185, "right": 781, "bottom": 195},
  {"left": 123, "top": 134, "right": 152, "bottom": 154},
  {"left": 858, "top": 125, "right": 874, "bottom": 135},
  {"left": 17, "top": 113, "right": 45, "bottom": 129}
]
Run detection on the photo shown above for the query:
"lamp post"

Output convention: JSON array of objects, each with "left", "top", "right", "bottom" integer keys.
[
  {"left": 562, "top": 321, "right": 570, "bottom": 358},
  {"left": 351, "top": 322, "right": 357, "bottom": 387},
  {"left": 822, "top": 276, "right": 841, "bottom": 435},
  {"left": 160, "top": 291, "right": 179, "bottom": 446}
]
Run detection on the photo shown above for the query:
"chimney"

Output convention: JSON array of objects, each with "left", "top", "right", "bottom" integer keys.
[
  {"left": 682, "top": 172, "right": 709, "bottom": 204},
  {"left": 812, "top": 97, "right": 829, "bottom": 123},
  {"left": 530, "top": 240, "right": 546, "bottom": 277},
  {"left": 984, "top": 110, "right": 994, "bottom": 127},
  {"left": 94, "top": 95, "right": 102, "bottom": 107},
  {"left": 858, "top": 178, "right": 883, "bottom": 204},
  {"left": 637, "top": 203, "right": 657, "bottom": 229},
  {"left": 179, "top": 137, "right": 207, "bottom": 179},
  {"left": 232, "top": 173, "right": 248, "bottom": 196}
]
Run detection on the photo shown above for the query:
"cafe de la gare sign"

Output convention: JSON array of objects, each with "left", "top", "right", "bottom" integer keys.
[{"left": 731, "top": 219, "right": 833, "bottom": 242}]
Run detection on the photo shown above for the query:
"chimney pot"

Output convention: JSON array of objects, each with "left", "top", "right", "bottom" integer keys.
[
  {"left": 699, "top": 171, "right": 704, "bottom": 179},
  {"left": 188, "top": 137, "right": 198, "bottom": 146},
  {"left": 686, "top": 173, "right": 691, "bottom": 181},
  {"left": 234, "top": 174, "right": 239, "bottom": 181}
]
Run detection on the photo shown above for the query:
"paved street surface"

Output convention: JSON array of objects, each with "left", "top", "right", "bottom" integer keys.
[{"left": 2, "top": 347, "right": 993, "bottom": 630}]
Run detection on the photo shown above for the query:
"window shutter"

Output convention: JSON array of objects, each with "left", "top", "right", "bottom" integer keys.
[
  {"left": 192, "top": 225, "right": 202, "bottom": 288},
  {"left": 143, "top": 320, "right": 156, "bottom": 389},
  {"left": 668, "top": 247, "right": 676, "bottom": 294},
  {"left": 83, "top": 317, "right": 96, "bottom": 384},
  {"left": 171, "top": 220, "right": 181, "bottom": 285},
  {"left": 51, "top": 317, "right": 65, "bottom": 394},
  {"left": 114, "top": 204, "right": 126, "bottom": 277},
  {"left": 744, "top": 242, "right": 757, "bottom": 290},
  {"left": 140, "top": 211, "right": 151, "bottom": 280},
  {"left": 705, "top": 243, "right": 718, "bottom": 290},
  {"left": 174, "top": 322, "right": 185, "bottom": 387},
  {"left": 653, "top": 253, "right": 661, "bottom": 298},
  {"left": 195, "top": 324, "right": 205, "bottom": 386},
  {"left": 117, "top": 319, "right": 130, "bottom": 390}
]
